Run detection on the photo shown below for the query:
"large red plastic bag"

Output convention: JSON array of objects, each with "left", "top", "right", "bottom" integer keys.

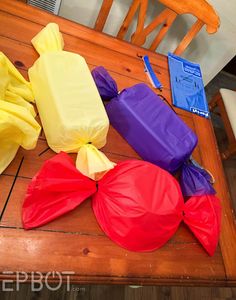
[{"left": 22, "top": 152, "right": 221, "bottom": 256}]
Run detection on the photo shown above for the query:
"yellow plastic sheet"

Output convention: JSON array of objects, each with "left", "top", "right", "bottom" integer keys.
[
  {"left": 29, "top": 23, "right": 114, "bottom": 180},
  {"left": 0, "top": 52, "right": 41, "bottom": 174}
]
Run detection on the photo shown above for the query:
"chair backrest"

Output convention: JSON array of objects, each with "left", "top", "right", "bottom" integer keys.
[{"left": 95, "top": 0, "right": 220, "bottom": 55}]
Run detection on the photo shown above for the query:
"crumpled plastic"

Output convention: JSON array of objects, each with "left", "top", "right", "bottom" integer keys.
[
  {"left": 22, "top": 152, "right": 221, "bottom": 256},
  {"left": 28, "top": 23, "right": 114, "bottom": 180},
  {"left": 180, "top": 159, "right": 215, "bottom": 196},
  {"left": 91, "top": 66, "right": 216, "bottom": 196},
  {"left": 0, "top": 52, "right": 41, "bottom": 174}
]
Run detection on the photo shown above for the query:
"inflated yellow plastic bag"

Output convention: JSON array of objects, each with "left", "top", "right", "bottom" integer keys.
[
  {"left": 29, "top": 23, "right": 114, "bottom": 180},
  {"left": 0, "top": 52, "right": 41, "bottom": 174}
]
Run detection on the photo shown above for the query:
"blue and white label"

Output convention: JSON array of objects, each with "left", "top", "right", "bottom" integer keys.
[
  {"left": 183, "top": 62, "right": 201, "bottom": 77},
  {"left": 190, "top": 107, "right": 209, "bottom": 118}
]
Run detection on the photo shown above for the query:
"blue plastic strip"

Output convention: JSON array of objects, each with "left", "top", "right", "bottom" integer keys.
[{"left": 142, "top": 55, "right": 162, "bottom": 89}]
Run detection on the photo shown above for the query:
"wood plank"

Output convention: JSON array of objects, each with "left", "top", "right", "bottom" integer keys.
[
  {"left": 0, "top": 34, "right": 173, "bottom": 100},
  {"left": 1, "top": 129, "right": 140, "bottom": 177},
  {"left": 159, "top": 0, "right": 220, "bottom": 34},
  {"left": 2, "top": 285, "right": 236, "bottom": 300},
  {"left": 174, "top": 20, "right": 204, "bottom": 55},
  {"left": 90, "top": 285, "right": 123, "bottom": 300},
  {"left": 2, "top": 132, "right": 140, "bottom": 180},
  {"left": 0, "top": 175, "right": 15, "bottom": 215},
  {"left": 0, "top": 32, "right": 194, "bottom": 119},
  {"left": 2, "top": 151, "right": 24, "bottom": 178},
  {"left": 0, "top": 11, "right": 171, "bottom": 91},
  {"left": 0, "top": 228, "right": 225, "bottom": 284},
  {"left": 0, "top": 0, "right": 169, "bottom": 69},
  {"left": 94, "top": 0, "right": 113, "bottom": 31},
  {"left": 223, "top": 158, "right": 236, "bottom": 212}
]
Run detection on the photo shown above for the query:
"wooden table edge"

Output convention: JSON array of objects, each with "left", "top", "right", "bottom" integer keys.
[
  {"left": 0, "top": 273, "right": 228, "bottom": 286},
  {"left": 193, "top": 115, "right": 236, "bottom": 281}
]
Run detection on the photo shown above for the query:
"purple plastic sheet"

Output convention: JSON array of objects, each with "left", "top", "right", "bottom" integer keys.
[{"left": 92, "top": 66, "right": 216, "bottom": 197}]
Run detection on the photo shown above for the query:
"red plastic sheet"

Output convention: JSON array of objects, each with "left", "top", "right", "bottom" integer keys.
[{"left": 22, "top": 152, "right": 221, "bottom": 256}]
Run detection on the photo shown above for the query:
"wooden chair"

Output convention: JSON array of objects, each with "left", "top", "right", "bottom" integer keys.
[
  {"left": 209, "top": 89, "right": 236, "bottom": 159},
  {"left": 95, "top": 0, "right": 220, "bottom": 55}
]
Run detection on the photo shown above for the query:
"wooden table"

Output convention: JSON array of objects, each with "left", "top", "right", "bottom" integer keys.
[{"left": 0, "top": 0, "right": 236, "bottom": 286}]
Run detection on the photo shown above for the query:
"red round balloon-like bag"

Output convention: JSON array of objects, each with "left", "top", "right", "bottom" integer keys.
[{"left": 92, "top": 159, "right": 184, "bottom": 252}]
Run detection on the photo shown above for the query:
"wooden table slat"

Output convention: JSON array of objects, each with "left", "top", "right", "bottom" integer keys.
[
  {"left": 0, "top": 0, "right": 168, "bottom": 68},
  {"left": 0, "top": 11, "right": 172, "bottom": 91},
  {"left": 0, "top": 176, "right": 15, "bottom": 216},
  {"left": 0, "top": 32, "right": 192, "bottom": 118}
]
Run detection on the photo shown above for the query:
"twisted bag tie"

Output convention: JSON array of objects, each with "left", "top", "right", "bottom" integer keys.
[{"left": 22, "top": 152, "right": 221, "bottom": 256}]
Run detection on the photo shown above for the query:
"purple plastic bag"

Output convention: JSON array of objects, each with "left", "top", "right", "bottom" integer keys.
[{"left": 92, "top": 66, "right": 215, "bottom": 197}]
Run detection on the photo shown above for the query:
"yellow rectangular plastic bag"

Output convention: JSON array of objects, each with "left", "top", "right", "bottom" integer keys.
[
  {"left": 0, "top": 52, "right": 41, "bottom": 174},
  {"left": 29, "top": 23, "right": 114, "bottom": 180}
]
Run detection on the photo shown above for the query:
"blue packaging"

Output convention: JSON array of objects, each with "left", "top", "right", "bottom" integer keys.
[{"left": 168, "top": 53, "right": 210, "bottom": 118}]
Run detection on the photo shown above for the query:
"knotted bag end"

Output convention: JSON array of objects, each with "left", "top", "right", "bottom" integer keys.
[
  {"left": 92, "top": 66, "right": 118, "bottom": 100},
  {"left": 76, "top": 144, "right": 116, "bottom": 181},
  {"left": 183, "top": 194, "right": 221, "bottom": 256},
  {"left": 180, "top": 159, "right": 216, "bottom": 197},
  {"left": 31, "top": 23, "right": 64, "bottom": 55}
]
